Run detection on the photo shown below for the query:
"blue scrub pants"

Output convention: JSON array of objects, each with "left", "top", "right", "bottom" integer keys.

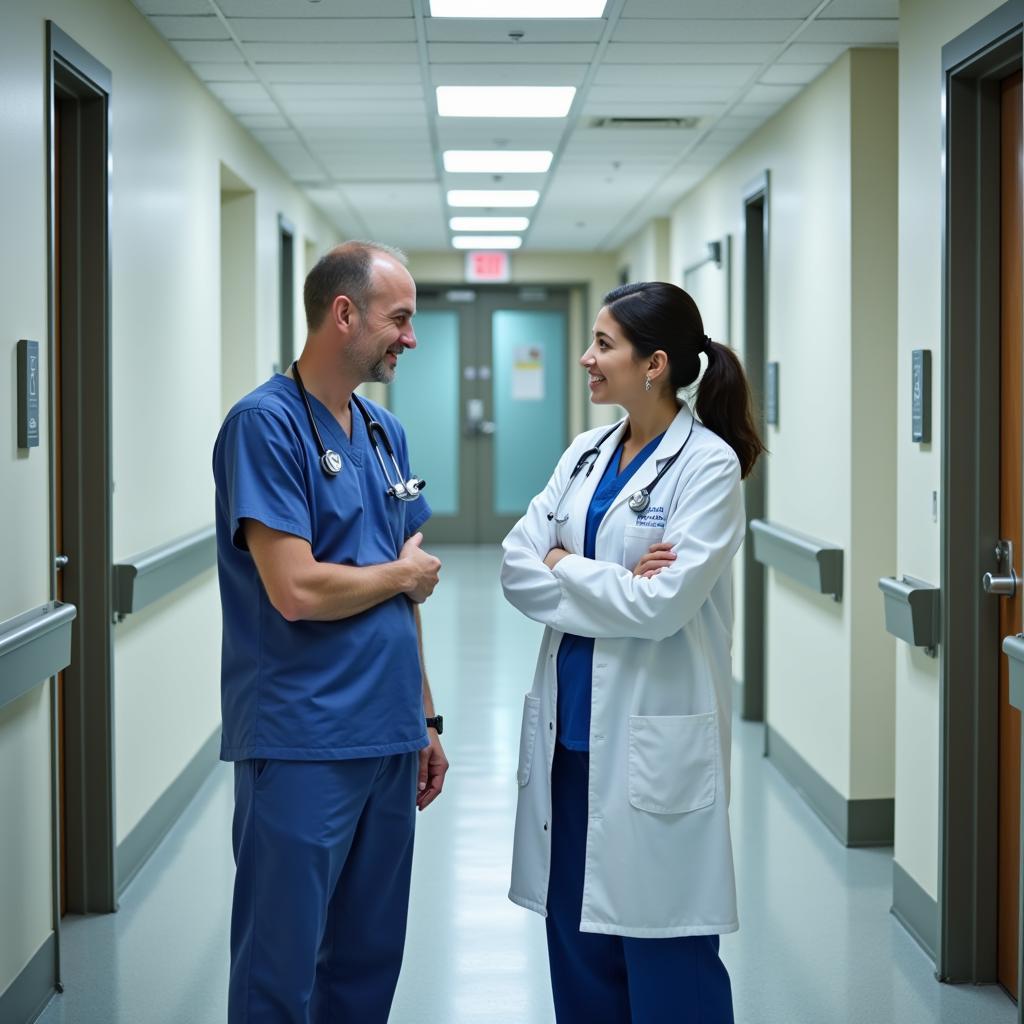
[
  {"left": 546, "top": 743, "right": 735, "bottom": 1024},
  {"left": 229, "top": 754, "right": 418, "bottom": 1024}
]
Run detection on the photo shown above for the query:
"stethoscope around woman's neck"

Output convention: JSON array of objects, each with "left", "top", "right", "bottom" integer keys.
[
  {"left": 290, "top": 361, "right": 425, "bottom": 502},
  {"left": 547, "top": 413, "right": 696, "bottom": 524}
]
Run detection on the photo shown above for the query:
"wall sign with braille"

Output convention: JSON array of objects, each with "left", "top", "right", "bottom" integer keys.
[
  {"left": 911, "top": 350, "right": 931, "bottom": 443},
  {"left": 765, "top": 361, "right": 779, "bottom": 426},
  {"left": 17, "top": 339, "right": 40, "bottom": 449}
]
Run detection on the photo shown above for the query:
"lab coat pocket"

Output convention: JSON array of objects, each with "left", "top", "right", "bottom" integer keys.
[
  {"left": 627, "top": 712, "right": 717, "bottom": 814},
  {"left": 517, "top": 694, "right": 542, "bottom": 787},
  {"left": 622, "top": 525, "right": 666, "bottom": 573}
]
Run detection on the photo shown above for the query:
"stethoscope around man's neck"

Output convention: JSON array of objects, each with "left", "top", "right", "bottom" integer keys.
[
  {"left": 547, "top": 413, "right": 696, "bottom": 524},
  {"left": 290, "top": 361, "right": 426, "bottom": 502}
]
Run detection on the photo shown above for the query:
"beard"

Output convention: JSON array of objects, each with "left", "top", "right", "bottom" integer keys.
[{"left": 367, "top": 354, "right": 396, "bottom": 384}]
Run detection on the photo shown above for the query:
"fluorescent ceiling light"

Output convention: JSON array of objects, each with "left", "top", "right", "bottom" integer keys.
[
  {"left": 431, "top": 0, "right": 606, "bottom": 15},
  {"left": 443, "top": 150, "right": 553, "bottom": 174},
  {"left": 450, "top": 216, "right": 529, "bottom": 231},
  {"left": 437, "top": 86, "right": 575, "bottom": 119},
  {"left": 452, "top": 236, "right": 523, "bottom": 250},
  {"left": 447, "top": 189, "right": 539, "bottom": 208}
]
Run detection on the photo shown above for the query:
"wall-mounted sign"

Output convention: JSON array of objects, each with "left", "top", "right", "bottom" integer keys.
[
  {"left": 17, "top": 339, "right": 39, "bottom": 449},
  {"left": 465, "top": 250, "right": 510, "bottom": 283},
  {"left": 911, "top": 349, "right": 931, "bottom": 443}
]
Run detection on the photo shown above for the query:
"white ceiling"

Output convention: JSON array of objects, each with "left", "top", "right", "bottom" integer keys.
[{"left": 133, "top": 0, "right": 897, "bottom": 252}]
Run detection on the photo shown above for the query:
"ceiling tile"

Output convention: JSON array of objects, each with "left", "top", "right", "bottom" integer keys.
[
  {"left": 425, "top": 18, "right": 605, "bottom": 42},
  {"left": 230, "top": 18, "right": 417, "bottom": 42},
  {"left": 603, "top": 43, "right": 776, "bottom": 63},
  {"left": 258, "top": 63, "right": 423, "bottom": 83},
  {"left": 777, "top": 43, "right": 847, "bottom": 64},
  {"left": 621, "top": 0, "right": 819, "bottom": 17},
  {"left": 430, "top": 63, "right": 587, "bottom": 86},
  {"left": 192, "top": 63, "right": 257, "bottom": 81},
  {"left": 798, "top": 19, "right": 898, "bottom": 44},
  {"left": 217, "top": 0, "right": 413, "bottom": 15},
  {"left": 243, "top": 42, "right": 419, "bottom": 62},
  {"left": 136, "top": 0, "right": 211, "bottom": 13},
  {"left": 759, "top": 63, "right": 826, "bottom": 85},
  {"left": 272, "top": 83, "right": 424, "bottom": 100},
  {"left": 822, "top": 0, "right": 898, "bottom": 15},
  {"left": 427, "top": 42, "right": 598, "bottom": 63},
  {"left": 581, "top": 99, "right": 719, "bottom": 118},
  {"left": 221, "top": 97, "right": 280, "bottom": 115},
  {"left": 207, "top": 81, "right": 272, "bottom": 101},
  {"left": 149, "top": 15, "right": 229, "bottom": 39},
  {"left": 613, "top": 18, "right": 801, "bottom": 43},
  {"left": 594, "top": 64, "right": 756, "bottom": 87},
  {"left": 169, "top": 39, "right": 243, "bottom": 62},
  {"left": 278, "top": 98, "right": 427, "bottom": 116},
  {"left": 742, "top": 82, "right": 801, "bottom": 105}
]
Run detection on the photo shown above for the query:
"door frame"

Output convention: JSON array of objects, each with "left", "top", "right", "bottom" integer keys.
[
  {"left": 939, "top": 0, "right": 1023, "bottom": 984},
  {"left": 740, "top": 171, "right": 770, "bottom": 724},
  {"left": 47, "top": 23, "right": 117, "bottom": 930}
]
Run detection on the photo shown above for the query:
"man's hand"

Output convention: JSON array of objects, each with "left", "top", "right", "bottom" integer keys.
[
  {"left": 632, "top": 542, "right": 676, "bottom": 579},
  {"left": 544, "top": 547, "right": 571, "bottom": 571},
  {"left": 399, "top": 532, "right": 441, "bottom": 603},
  {"left": 417, "top": 731, "right": 449, "bottom": 811}
]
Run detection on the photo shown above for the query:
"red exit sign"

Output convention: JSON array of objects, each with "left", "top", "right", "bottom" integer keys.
[{"left": 465, "top": 250, "right": 510, "bottom": 283}]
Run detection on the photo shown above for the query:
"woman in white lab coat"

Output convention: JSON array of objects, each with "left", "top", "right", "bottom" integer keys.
[{"left": 500, "top": 282, "right": 764, "bottom": 1023}]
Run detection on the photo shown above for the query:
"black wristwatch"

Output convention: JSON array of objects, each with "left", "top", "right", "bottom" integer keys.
[{"left": 425, "top": 715, "right": 443, "bottom": 735}]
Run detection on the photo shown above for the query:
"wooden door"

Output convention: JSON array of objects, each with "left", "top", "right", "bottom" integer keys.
[{"left": 998, "top": 68, "right": 1022, "bottom": 999}]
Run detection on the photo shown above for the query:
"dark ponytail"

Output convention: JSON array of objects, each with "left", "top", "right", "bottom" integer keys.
[{"left": 603, "top": 281, "right": 766, "bottom": 479}]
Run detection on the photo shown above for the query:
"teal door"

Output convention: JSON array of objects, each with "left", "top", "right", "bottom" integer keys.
[{"left": 391, "top": 288, "right": 569, "bottom": 544}]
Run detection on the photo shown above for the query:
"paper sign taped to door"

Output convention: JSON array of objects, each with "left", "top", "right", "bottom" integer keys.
[{"left": 512, "top": 345, "right": 545, "bottom": 401}]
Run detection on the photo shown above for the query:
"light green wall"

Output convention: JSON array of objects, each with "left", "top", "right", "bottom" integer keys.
[
  {"left": 616, "top": 218, "right": 671, "bottom": 284},
  {"left": 0, "top": 0, "right": 340, "bottom": 993}
]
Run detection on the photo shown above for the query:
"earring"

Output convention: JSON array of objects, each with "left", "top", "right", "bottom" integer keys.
[{"left": 644, "top": 376, "right": 652, "bottom": 392}]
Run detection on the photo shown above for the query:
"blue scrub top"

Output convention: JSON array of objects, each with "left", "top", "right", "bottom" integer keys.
[
  {"left": 556, "top": 431, "right": 665, "bottom": 751},
  {"left": 212, "top": 375, "right": 432, "bottom": 762}
]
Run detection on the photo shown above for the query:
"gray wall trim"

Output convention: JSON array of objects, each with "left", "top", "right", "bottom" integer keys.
[
  {"left": 939, "top": 4, "right": 1022, "bottom": 983},
  {"left": 892, "top": 860, "right": 939, "bottom": 963},
  {"left": 766, "top": 727, "right": 894, "bottom": 847},
  {"left": 49, "top": 23, "right": 111, "bottom": 93},
  {"left": 116, "top": 729, "right": 220, "bottom": 895},
  {"left": 0, "top": 933, "right": 56, "bottom": 1024},
  {"left": 749, "top": 519, "right": 843, "bottom": 600},
  {"left": 111, "top": 525, "right": 216, "bottom": 617},
  {"left": 0, "top": 602, "right": 75, "bottom": 712}
]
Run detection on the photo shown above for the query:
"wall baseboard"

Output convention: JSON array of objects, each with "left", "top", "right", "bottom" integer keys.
[
  {"left": 0, "top": 933, "right": 55, "bottom": 1024},
  {"left": 766, "top": 726, "right": 894, "bottom": 847},
  {"left": 116, "top": 728, "right": 220, "bottom": 895},
  {"left": 891, "top": 860, "right": 938, "bottom": 962}
]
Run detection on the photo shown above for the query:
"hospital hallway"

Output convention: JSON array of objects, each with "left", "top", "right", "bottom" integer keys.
[{"left": 30, "top": 547, "right": 1014, "bottom": 1024}]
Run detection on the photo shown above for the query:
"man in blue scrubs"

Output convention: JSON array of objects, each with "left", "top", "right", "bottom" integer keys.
[{"left": 212, "top": 241, "right": 448, "bottom": 1023}]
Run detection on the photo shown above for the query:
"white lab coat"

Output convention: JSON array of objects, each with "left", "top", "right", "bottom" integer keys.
[{"left": 500, "top": 404, "right": 744, "bottom": 938}]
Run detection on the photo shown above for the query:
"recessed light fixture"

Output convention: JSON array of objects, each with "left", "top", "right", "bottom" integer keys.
[
  {"left": 431, "top": 0, "right": 606, "bottom": 15},
  {"left": 450, "top": 216, "right": 530, "bottom": 231},
  {"left": 447, "top": 189, "right": 539, "bottom": 208},
  {"left": 437, "top": 87, "right": 575, "bottom": 119},
  {"left": 443, "top": 150, "right": 553, "bottom": 174},
  {"left": 452, "top": 236, "right": 523, "bottom": 250}
]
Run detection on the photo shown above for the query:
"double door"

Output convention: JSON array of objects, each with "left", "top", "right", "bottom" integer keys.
[{"left": 391, "top": 287, "right": 570, "bottom": 544}]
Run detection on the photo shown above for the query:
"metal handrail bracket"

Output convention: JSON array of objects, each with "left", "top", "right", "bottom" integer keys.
[
  {"left": 878, "top": 575, "right": 941, "bottom": 656},
  {"left": 112, "top": 525, "right": 216, "bottom": 618},
  {"left": 1003, "top": 634, "right": 1024, "bottom": 712},
  {"left": 0, "top": 601, "right": 76, "bottom": 712},
  {"left": 749, "top": 519, "right": 844, "bottom": 601}
]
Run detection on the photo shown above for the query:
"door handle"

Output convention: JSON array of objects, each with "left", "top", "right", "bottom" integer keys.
[
  {"left": 55, "top": 554, "right": 69, "bottom": 570},
  {"left": 983, "top": 540, "right": 1017, "bottom": 597},
  {"left": 464, "top": 398, "right": 495, "bottom": 438}
]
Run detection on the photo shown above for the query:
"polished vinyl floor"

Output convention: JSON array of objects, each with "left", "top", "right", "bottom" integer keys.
[{"left": 38, "top": 547, "right": 1017, "bottom": 1024}]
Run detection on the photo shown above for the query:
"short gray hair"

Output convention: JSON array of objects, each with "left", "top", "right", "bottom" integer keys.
[{"left": 303, "top": 240, "right": 408, "bottom": 329}]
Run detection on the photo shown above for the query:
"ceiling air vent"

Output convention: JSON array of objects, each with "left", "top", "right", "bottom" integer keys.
[{"left": 588, "top": 116, "right": 701, "bottom": 130}]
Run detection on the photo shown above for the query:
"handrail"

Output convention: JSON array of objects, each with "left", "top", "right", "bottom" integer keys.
[
  {"left": 879, "top": 575, "right": 940, "bottom": 655},
  {"left": 0, "top": 601, "right": 76, "bottom": 711},
  {"left": 112, "top": 525, "right": 216, "bottom": 618},
  {"left": 749, "top": 519, "right": 844, "bottom": 601},
  {"left": 1003, "top": 634, "right": 1024, "bottom": 711}
]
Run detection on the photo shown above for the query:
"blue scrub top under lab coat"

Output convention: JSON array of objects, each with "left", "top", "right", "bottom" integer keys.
[
  {"left": 556, "top": 431, "right": 665, "bottom": 751},
  {"left": 212, "top": 375, "right": 432, "bottom": 762}
]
